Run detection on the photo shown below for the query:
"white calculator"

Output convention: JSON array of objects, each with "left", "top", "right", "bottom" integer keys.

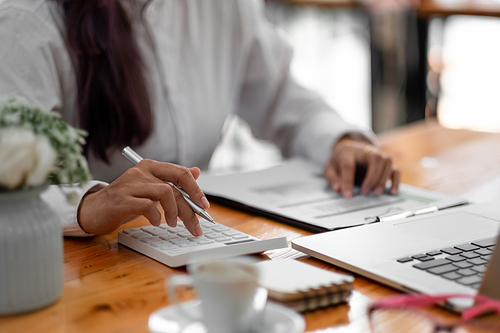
[{"left": 118, "top": 219, "right": 288, "bottom": 267}]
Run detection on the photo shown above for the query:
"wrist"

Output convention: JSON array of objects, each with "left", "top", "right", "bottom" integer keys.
[
  {"left": 340, "top": 132, "right": 373, "bottom": 144},
  {"left": 334, "top": 132, "right": 374, "bottom": 151},
  {"left": 77, "top": 184, "right": 106, "bottom": 234}
]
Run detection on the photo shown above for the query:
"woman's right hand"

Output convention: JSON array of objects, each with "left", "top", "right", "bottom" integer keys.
[{"left": 77, "top": 159, "right": 210, "bottom": 236}]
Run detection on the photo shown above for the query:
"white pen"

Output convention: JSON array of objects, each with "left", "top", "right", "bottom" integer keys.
[
  {"left": 365, "top": 205, "right": 439, "bottom": 223},
  {"left": 121, "top": 146, "right": 215, "bottom": 223}
]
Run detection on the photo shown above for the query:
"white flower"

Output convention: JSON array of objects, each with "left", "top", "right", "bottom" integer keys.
[
  {"left": 0, "top": 128, "right": 57, "bottom": 189},
  {"left": 26, "top": 134, "right": 57, "bottom": 187},
  {"left": 0, "top": 99, "right": 91, "bottom": 198}
]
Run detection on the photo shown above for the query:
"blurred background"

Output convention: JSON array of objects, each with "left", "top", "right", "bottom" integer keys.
[
  {"left": 209, "top": 0, "right": 500, "bottom": 174},
  {"left": 2, "top": 0, "right": 499, "bottom": 173}
]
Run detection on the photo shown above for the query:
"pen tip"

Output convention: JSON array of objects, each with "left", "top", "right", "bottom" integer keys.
[{"left": 200, "top": 211, "right": 215, "bottom": 223}]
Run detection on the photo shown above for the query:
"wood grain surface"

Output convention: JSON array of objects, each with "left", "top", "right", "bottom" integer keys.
[{"left": 2, "top": 119, "right": 500, "bottom": 332}]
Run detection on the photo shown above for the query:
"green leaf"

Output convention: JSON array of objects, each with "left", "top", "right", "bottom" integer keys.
[{"left": 0, "top": 98, "right": 92, "bottom": 192}]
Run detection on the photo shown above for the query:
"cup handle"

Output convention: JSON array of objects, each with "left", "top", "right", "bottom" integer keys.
[{"left": 166, "top": 274, "right": 200, "bottom": 322}]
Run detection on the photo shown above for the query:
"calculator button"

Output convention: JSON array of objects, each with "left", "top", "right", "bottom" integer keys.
[
  {"left": 212, "top": 226, "right": 230, "bottom": 232},
  {"left": 170, "top": 238, "right": 190, "bottom": 245},
  {"left": 187, "top": 236, "right": 204, "bottom": 241},
  {"left": 150, "top": 241, "right": 169, "bottom": 247},
  {"left": 159, "top": 245, "right": 177, "bottom": 251},
  {"left": 197, "top": 240, "right": 215, "bottom": 245},
  {"left": 140, "top": 226, "right": 161, "bottom": 233},
  {"left": 205, "top": 233, "right": 223, "bottom": 239},
  {"left": 140, "top": 237, "right": 157, "bottom": 243},
  {"left": 232, "top": 235, "right": 250, "bottom": 240},
  {"left": 167, "top": 226, "right": 185, "bottom": 232},
  {"left": 132, "top": 232, "right": 153, "bottom": 239},
  {"left": 146, "top": 230, "right": 170, "bottom": 236},
  {"left": 222, "top": 230, "right": 240, "bottom": 236},
  {"left": 160, "top": 234, "right": 180, "bottom": 241},
  {"left": 215, "top": 237, "right": 232, "bottom": 242},
  {"left": 179, "top": 243, "right": 197, "bottom": 248}
]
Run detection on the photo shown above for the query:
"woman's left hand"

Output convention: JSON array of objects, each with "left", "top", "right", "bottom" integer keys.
[{"left": 323, "top": 136, "right": 400, "bottom": 198}]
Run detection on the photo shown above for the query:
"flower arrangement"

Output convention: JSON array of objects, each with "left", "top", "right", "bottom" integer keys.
[{"left": 0, "top": 99, "right": 91, "bottom": 203}]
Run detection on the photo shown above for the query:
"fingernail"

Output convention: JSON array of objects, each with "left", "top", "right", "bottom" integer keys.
[
  {"left": 201, "top": 196, "right": 210, "bottom": 209},
  {"left": 195, "top": 223, "right": 203, "bottom": 236},
  {"left": 343, "top": 189, "right": 352, "bottom": 198},
  {"left": 375, "top": 186, "right": 384, "bottom": 196}
]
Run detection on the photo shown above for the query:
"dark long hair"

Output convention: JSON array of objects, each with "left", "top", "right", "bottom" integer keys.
[{"left": 57, "top": 0, "right": 152, "bottom": 163}]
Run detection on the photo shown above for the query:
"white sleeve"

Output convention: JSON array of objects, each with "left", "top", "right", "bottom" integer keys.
[
  {"left": 0, "top": 6, "right": 112, "bottom": 238},
  {"left": 41, "top": 181, "right": 108, "bottom": 237},
  {"left": 236, "top": 0, "right": 376, "bottom": 168},
  {"left": 0, "top": 4, "right": 66, "bottom": 114}
]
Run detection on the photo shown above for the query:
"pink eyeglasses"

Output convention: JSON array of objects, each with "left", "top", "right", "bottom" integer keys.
[{"left": 368, "top": 293, "right": 500, "bottom": 332}]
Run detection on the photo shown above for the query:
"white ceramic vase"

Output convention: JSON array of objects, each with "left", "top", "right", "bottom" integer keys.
[{"left": 0, "top": 186, "right": 64, "bottom": 315}]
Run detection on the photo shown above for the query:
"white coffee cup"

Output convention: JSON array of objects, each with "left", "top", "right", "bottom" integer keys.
[{"left": 167, "top": 258, "right": 268, "bottom": 333}]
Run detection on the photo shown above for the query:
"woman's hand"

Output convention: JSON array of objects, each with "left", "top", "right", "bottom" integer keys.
[
  {"left": 324, "top": 136, "right": 400, "bottom": 198},
  {"left": 77, "top": 159, "right": 210, "bottom": 236}
]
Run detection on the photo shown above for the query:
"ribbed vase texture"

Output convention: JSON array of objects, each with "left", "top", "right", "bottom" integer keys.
[{"left": 0, "top": 187, "right": 63, "bottom": 315}]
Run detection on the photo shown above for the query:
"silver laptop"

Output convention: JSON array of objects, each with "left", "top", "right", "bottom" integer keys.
[{"left": 292, "top": 199, "right": 500, "bottom": 311}]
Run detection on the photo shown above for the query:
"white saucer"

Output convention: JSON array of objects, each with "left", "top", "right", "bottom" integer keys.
[{"left": 148, "top": 300, "right": 305, "bottom": 333}]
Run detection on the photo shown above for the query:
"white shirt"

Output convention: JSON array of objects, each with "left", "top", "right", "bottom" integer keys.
[{"left": 0, "top": 0, "right": 372, "bottom": 236}]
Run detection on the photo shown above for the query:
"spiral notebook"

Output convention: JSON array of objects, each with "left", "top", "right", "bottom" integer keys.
[{"left": 256, "top": 259, "right": 354, "bottom": 312}]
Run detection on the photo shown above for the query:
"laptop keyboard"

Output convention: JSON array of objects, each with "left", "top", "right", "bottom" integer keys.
[{"left": 396, "top": 236, "right": 496, "bottom": 290}]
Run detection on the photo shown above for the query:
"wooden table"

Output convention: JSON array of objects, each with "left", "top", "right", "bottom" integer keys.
[
  {"left": 2, "top": 119, "right": 500, "bottom": 332},
  {"left": 418, "top": 0, "right": 500, "bottom": 19}
]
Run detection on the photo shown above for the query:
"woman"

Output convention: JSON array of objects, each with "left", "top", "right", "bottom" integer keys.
[{"left": 0, "top": 0, "right": 399, "bottom": 237}]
